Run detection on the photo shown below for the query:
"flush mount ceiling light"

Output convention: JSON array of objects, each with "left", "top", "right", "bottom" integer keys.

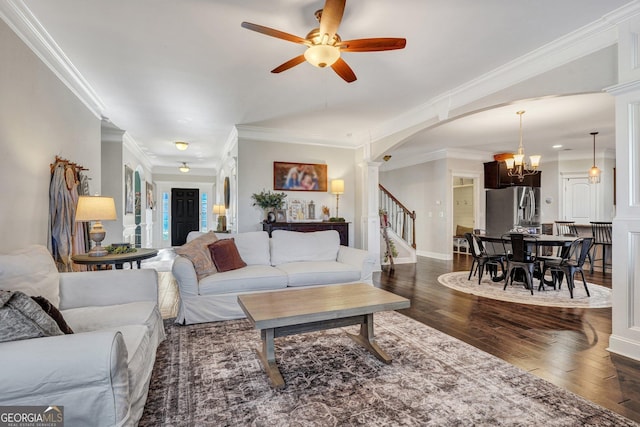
[
  {"left": 175, "top": 141, "right": 189, "bottom": 151},
  {"left": 589, "top": 132, "right": 601, "bottom": 184},
  {"left": 179, "top": 162, "right": 190, "bottom": 173},
  {"left": 504, "top": 111, "right": 541, "bottom": 181}
]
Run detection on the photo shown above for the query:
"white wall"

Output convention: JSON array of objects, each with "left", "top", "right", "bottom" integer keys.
[
  {"left": 0, "top": 19, "right": 101, "bottom": 251},
  {"left": 237, "top": 139, "right": 357, "bottom": 245}
]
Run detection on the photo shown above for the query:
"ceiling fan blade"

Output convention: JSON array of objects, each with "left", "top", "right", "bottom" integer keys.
[
  {"left": 271, "top": 55, "right": 307, "bottom": 73},
  {"left": 319, "top": 0, "right": 345, "bottom": 41},
  {"left": 331, "top": 57, "right": 357, "bottom": 83},
  {"left": 241, "top": 22, "right": 308, "bottom": 45},
  {"left": 338, "top": 38, "right": 407, "bottom": 52}
]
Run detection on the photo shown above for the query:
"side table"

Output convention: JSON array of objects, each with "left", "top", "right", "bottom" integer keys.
[{"left": 72, "top": 248, "right": 158, "bottom": 270}]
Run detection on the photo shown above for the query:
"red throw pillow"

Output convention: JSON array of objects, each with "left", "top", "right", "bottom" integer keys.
[{"left": 207, "top": 239, "right": 247, "bottom": 272}]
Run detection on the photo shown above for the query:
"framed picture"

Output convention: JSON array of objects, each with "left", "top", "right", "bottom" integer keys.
[
  {"left": 124, "top": 165, "right": 134, "bottom": 214},
  {"left": 146, "top": 181, "right": 153, "bottom": 209},
  {"left": 273, "top": 162, "right": 327, "bottom": 191},
  {"left": 275, "top": 209, "right": 286, "bottom": 222}
]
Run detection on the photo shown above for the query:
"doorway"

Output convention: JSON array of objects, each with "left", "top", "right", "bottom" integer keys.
[
  {"left": 562, "top": 175, "right": 593, "bottom": 223},
  {"left": 452, "top": 174, "right": 479, "bottom": 255},
  {"left": 171, "top": 188, "right": 199, "bottom": 246}
]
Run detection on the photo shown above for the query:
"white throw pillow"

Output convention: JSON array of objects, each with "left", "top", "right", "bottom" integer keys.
[
  {"left": 0, "top": 245, "right": 60, "bottom": 308},
  {"left": 270, "top": 230, "right": 340, "bottom": 265},
  {"left": 215, "top": 231, "right": 271, "bottom": 266}
]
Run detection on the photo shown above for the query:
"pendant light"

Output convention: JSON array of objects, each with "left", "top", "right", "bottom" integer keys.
[{"left": 588, "top": 132, "right": 601, "bottom": 184}]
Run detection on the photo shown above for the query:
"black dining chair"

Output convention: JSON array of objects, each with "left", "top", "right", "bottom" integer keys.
[
  {"left": 503, "top": 233, "right": 538, "bottom": 295},
  {"left": 542, "top": 237, "right": 593, "bottom": 298},
  {"left": 590, "top": 222, "right": 612, "bottom": 274},
  {"left": 464, "top": 233, "right": 505, "bottom": 284}
]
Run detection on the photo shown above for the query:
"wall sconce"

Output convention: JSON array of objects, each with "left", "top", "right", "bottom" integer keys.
[
  {"left": 75, "top": 195, "right": 117, "bottom": 256},
  {"left": 331, "top": 179, "right": 344, "bottom": 218},
  {"left": 175, "top": 141, "right": 189, "bottom": 151},
  {"left": 213, "top": 204, "right": 227, "bottom": 232}
]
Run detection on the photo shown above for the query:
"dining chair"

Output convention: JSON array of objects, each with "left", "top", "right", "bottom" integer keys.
[
  {"left": 464, "top": 233, "right": 505, "bottom": 284},
  {"left": 590, "top": 222, "right": 612, "bottom": 274},
  {"left": 555, "top": 221, "right": 577, "bottom": 236},
  {"left": 503, "top": 233, "right": 538, "bottom": 295},
  {"left": 542, "top": 237, "right": 593, "bottom": 298}
]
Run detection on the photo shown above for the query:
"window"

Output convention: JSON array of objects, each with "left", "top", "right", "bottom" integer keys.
[
  {"left": 201, "top": 193, "right": 208, "bottom": 231},
  {"left": 162, "top": 192, "right": 169, "bottom": 240}
]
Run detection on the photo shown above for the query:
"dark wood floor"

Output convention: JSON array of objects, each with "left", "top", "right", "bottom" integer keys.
[{"left": 374, "top": 254, "right": 640, "bottom": 423}]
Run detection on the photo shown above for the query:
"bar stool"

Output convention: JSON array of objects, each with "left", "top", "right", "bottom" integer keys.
[{"left": 590, "top": 221, "right": 612, "bottom": 273}]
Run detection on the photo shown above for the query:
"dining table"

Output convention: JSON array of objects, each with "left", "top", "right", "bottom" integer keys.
[{"left": 478, "top": 234, "right": 578, "bottom": 284}]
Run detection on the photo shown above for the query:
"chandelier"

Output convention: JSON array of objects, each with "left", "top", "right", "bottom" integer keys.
[
  {"left": 504, "top": 111, "right": 541, "bottom": 181},
  {"left": 588, "top": 131, "right": 601, "bottom": 184}
]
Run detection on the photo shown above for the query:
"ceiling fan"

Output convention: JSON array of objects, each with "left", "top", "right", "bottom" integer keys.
[{"left": 241, "top": 0, "right": 406, "bottom": 83}]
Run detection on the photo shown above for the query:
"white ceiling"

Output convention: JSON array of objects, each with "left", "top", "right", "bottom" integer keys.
[{"left": 10, "top": 0, "right": 634, "bottom": 172}]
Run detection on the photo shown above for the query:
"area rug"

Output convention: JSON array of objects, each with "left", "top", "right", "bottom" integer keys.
[
  {"left": 139, "top": 311, "right": 634, "bottom": 426},
  {"left": 438, "top": 271, "right": 611, "bottom": 308}
]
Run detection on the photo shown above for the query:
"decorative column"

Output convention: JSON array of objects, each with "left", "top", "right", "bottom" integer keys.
[
  {"left": 606, "top": 15, "right": 640, "bottom": 361},
  {"left": 360, "top": 161, "right": 383, "bottom": 271}
]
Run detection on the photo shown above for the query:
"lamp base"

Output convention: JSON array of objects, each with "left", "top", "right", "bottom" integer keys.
[{"left": 88, "top": 243, "right": 108, "bottom": 257}]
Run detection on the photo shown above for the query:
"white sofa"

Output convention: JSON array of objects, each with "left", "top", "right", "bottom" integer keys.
[
  {"left": 172, "top": 230, "right": 377, "bottom": 324},
  {"left": 0, "top": 245, "right": 165, "bottom": 427}
]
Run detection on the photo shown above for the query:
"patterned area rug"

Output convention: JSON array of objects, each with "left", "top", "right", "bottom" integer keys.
[
  {"left": 139, "top": 311, "right": 634, "bottom": 426},
  {"left": 438, "top": 271, "right": 611, "bottom": 308}
]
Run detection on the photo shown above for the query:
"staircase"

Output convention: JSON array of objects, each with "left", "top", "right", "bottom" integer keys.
[{"left": 379, "top": 185, "right": 417, "bottom": 265}]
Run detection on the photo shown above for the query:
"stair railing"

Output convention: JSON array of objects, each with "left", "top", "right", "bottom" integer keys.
[{"left": 379, "top": 184, "right": 416, "bottom": 249}]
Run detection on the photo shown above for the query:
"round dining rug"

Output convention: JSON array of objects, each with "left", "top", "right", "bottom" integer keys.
[{"left": 437, "top": 271, "right": 611, "bottom": 308}]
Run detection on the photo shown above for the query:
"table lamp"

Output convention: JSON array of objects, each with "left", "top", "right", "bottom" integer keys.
[
  {"left": 75, "top": 195, "right": 117, "bottom": 257},
  {"left": 213, "top": 204, "right": 227, "bottom": 232},
  {"left": 331, "top": 179, "right": 344, "bottom": 218}
]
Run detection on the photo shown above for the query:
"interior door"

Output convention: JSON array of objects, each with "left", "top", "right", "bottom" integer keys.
[
  {"left": 171, "top": 188, "right": 199, "bottom": 246},
  {"left": 563, "top": 177, "right": 591, "bottom": 223}
]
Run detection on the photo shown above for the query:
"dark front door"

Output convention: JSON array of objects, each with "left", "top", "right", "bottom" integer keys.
[{"left": 171, "top": 188, "right": 199, "bottom": 246}]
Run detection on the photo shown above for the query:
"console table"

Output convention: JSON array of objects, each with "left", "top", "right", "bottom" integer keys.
[{"left": 262, "top": 222, "right": 349, "bottom": 246}]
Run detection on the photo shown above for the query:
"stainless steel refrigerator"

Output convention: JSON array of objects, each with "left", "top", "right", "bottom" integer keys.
[{"left": 486, "top": 187, "right": 540, "bottom": 236}]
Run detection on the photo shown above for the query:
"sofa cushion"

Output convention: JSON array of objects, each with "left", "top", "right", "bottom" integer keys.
[
  {"left": 31, "top": 295, "right": 73, "bottom": 334},
  {"left": 208, "top": 239, "right": 246, "bottom": 272},
  {"left": 216, "top": 231, "right": 271, "bottom": 266},
  {"left": 61, "top": 301, "right": 159, "bottom": 335},
  {"left": 270, "top": 230, "right": 340, "bottom": 265},
  {"left": 276, "top": 261, "right": 361, "bottom": 287},
  {"left": 0, "top": 245, "right": 60, "bottom": 308},
  {"left": 175, "top": 232, "right": 218, "bottom": 280},
  {"left": 0, "top": 290, "right": 64, "bottom": 343},
  {"left": 198, "top": 265, "right": 288, "bottom": 295}
]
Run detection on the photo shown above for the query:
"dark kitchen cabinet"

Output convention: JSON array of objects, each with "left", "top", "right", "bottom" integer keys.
[{"left": 484, "top": 161, "right": 541, "bottom": 189}]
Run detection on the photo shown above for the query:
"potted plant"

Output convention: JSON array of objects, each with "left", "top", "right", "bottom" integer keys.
[{"left": 251, "top": 189, "right": 287, "bottom": 222}]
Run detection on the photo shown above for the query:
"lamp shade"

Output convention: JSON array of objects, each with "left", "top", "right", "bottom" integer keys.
[
  {"left": 213, "top": 204, "right": 226, "bottom": 215},
  {"left": 331, "top": 179, "right": 345, "bottom": 195},
  {"left": 75, "top": 196, "right": 117, "bottom": 221}
]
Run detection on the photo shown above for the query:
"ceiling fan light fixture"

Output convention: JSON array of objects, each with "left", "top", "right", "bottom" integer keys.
[
  {"left": 179, "top": 162, "right": 190, "bottom": 173},
  {"left": 304, "top": 44, "right": 340, "bottom": 68}
]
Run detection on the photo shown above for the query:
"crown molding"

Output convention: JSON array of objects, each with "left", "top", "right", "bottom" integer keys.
[
  {"left": 0, "top": 0, "right": 105, "bottom": 118},
  {"left": 123, "top": 132, "right": 154, "bottom": 173},
  {"left": 367, "top": 2, "right": 640, "bottom": 149},
  {"left": 380, "top": 148, "right": 492, "bottom": 172},
  {"left": 236, "top": 124, "right": 358, "bottom": 149}
]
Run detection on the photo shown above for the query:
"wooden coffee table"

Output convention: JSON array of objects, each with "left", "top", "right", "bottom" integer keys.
[{"left": 237, "top": 283, "right": 410, "bottom": 389}]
